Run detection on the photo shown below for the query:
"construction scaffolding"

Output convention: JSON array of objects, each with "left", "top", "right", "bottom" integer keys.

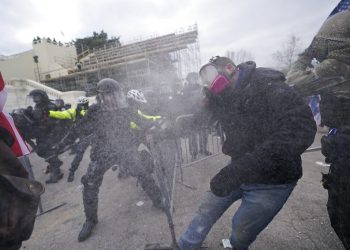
[{"left": 42, "top": 25, "right": 201, "bottom": 96}]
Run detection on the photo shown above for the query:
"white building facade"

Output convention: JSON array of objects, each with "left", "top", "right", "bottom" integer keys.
[{"left": 0, "top": 38, "right": 77, "bottom": 82}]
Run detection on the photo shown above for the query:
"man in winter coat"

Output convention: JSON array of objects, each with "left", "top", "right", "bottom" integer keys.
[{"left": 178, "top": 56, "right": 316, "bottom": 250}]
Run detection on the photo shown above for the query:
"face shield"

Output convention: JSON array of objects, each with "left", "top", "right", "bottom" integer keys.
[
  {"left": 199, "top": 64, "right": 231, "bottom": 96},
  {"left": 97, "top": 91, "right": 128, "bottom": 110},
  {"left": 25, "top": 95, "right": 39, "bottom": 107}
]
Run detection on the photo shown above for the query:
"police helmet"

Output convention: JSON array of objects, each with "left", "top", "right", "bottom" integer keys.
[
  {"left": 28, "top": 89, "right": 49, "bottom": 104},
  {"left": 96, "top": 78, "right": 121, "bottom": 94}
]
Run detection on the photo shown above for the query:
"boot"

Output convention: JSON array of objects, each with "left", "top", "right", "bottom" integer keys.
[
  {"left": 43, "top": 165, "right": 51, "bottom": 174},
  {"left": 139, "top": 175, "right": 164, "bottom": 210},
  {"left": 79, "top": 181, "right": 99, "bottom": 241},
  {"left": 78, "top": 220, "right": 96, "bottom": 242},
  {"left": 45, "top": 169, "right": 63, "bottom": 184},
  {"left": 67, "top": 171, "right": 75, "bottom": 182}
]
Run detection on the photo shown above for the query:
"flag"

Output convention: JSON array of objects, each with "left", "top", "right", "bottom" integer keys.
[
  {"left": 329, "top": 0, "right": 350, "bottom": 17},
  {"left": 0, "top": 72, "right": 30, "bottom": 156},
  {"left": 307, "top": 95, "right": 322, "bottom": 126}
]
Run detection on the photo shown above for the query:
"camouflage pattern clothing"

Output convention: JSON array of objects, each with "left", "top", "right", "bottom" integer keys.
[
  {"left": 286, "top": 7, "right": 350, "bottom": 98},
  {"left": 287, "top": 7, "right": 350, "bottom": 250}
]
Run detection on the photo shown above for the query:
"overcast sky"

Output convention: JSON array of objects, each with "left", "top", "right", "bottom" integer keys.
[{"left": 0, "top": 0, "right": 340, "bottom": 67}]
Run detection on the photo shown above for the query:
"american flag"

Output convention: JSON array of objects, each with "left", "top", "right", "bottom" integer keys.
[
  {"left": 329, "top": 0, "right": 350, "bottom": 17},
  {"left": 0, "top": 72, "right": 30, "bottom": 156}
]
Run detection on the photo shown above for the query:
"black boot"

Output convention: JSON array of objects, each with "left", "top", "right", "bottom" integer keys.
[
  {"left": 46, "top": 158, "right": 63, "bottom": 184},
  {"left": 67, "top": 171, "right": 75, "bottom": 182},
  {"left": 45, "top": 169, "right": 63, "bottom": 184},
  {"left": 139, "top": 175, "right": 164, "bottom": 210},
  {"left": 78, "top": 180, "right": 99, "bottom": 242},
  {"left": 78, "top": 220, "right": 96, "bottom": 242}
]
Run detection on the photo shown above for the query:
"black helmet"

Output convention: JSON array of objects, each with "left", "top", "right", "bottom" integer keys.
[
  {"left": 96, "top": 78, "right": 121, "bottom": 93},
  {"left": 28, "top": 89, "right": 49, "bottom": 104},
  {"left": 28, "top": 89, "right": 49, "bottom": 99},
  {"left": 96, "top": 78, "right": 127, "bottom": 109}
]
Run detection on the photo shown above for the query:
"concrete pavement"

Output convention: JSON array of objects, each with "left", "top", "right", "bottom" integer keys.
[{"left": 21, "top": 132, "right": 344, "bottom": 250}]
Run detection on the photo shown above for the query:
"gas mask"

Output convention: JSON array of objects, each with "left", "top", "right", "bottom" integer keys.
[
  {"left": 199, "top": 63, "right": 234, "bottom": 96},
  {"left": 199, "top": 58, "right": 239, "bottom": 111}
]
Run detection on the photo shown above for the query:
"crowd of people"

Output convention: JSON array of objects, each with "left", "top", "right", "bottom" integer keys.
[{"left": 0, "top": 2, "right": 349, "bottom": 250}]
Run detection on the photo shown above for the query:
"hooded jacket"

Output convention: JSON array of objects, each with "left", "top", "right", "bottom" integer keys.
[{"left": 209, "top": 61, "right": 316, "bottom": 184}]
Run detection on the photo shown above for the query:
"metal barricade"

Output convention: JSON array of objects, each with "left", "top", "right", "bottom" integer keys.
[
  {"left": 175, "top": 114, "right": 224, "bottom": 174},
  {"left": 145, "top": 114, "right": 224, "bottom": 249},
  {"left": 146, "top": 131, "right": 180, "bottom": 250}
]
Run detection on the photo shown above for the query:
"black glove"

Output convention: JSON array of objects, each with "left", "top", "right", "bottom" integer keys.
[
  {"left": 210, "top": 164, "right": 239, "bottom": 197},
  {"left": 210, "top": 154, "right": 260, "bottom": 197}
]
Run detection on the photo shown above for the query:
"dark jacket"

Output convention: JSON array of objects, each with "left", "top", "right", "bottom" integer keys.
[
  {"left": 208, "top": 61, "right": 316, "bottom": 185},
  {"left": 0, "top": 126, "right": 44, "bottom": 250},
  {"left": 68, "top": 104, "right": 141, "bottom": 163}
]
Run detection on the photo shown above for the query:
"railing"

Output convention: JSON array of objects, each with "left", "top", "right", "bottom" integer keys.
[
  {"left": 146, "top": 114, "right": 224, "bottom": 249},
  {"left": 6, "top": 79, "right": 86, "bottom": 107}
]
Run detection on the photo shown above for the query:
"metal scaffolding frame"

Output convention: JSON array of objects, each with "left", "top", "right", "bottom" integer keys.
[{"left": 42, "top": 25, "right": 201, "bottom": 96}]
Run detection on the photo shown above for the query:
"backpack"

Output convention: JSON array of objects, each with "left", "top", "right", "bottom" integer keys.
[{"left": 0, "top": 174, "right": 44, "bottom": 248}]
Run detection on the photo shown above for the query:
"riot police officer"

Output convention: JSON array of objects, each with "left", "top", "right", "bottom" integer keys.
[
  {"left": 48, "top": 96, "right": 90, "bottom": 182},
  {"left": 57, "top": 79, "right": 163, "bottom": 242},
  {"left": 27, "top": 89, "right": 64, "bottom": 184}
]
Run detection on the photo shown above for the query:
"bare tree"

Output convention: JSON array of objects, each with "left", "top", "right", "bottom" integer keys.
[
  {"left": 272, "top": 35, "right": 303, "bottom": 73},
  {"left": 225, "top": 49, "right": 255, "bottom": 64}
]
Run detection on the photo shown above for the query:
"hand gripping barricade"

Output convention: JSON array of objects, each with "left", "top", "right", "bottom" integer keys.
[{"left": 145, "top": 114, "right": 225, "bottom": 250}]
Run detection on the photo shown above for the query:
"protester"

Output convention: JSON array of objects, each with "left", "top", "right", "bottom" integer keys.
[
  {"left": 178, "top": 56, "right": 316, "bottom": 250},
  {"left": 286, "top": 4, "right": 350, "bottom": 249},
  {"left": 0, "top": 72, "right": 44, "bottom": 250}
]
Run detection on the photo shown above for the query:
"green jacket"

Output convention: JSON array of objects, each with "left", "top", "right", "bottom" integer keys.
[
  {"left": 130, "top": 109, "right": 161, "bottom": 130},
  {"left": 49, "top": 108, "right": 86, "bottom": 121}
]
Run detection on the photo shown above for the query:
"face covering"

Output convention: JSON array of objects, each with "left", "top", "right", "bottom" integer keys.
[{"left": 199, "top": 64, "right": 230, "bottom": 96}]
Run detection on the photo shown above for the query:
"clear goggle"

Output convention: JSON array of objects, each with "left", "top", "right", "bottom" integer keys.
[{"left": 199, "top": 64, "right": 230, "bottom": 96}]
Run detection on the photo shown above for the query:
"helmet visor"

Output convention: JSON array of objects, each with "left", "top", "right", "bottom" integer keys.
[{"left": 98, "top": 91, "right": 128, "bottom": 110}]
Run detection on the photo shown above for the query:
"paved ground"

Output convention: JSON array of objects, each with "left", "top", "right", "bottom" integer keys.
[{"left": 21, "top": 132, "right": 344, "bottom": 250}]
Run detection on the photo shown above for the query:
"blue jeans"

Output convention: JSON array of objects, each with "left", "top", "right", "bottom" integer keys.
[{"left": 178, "top": 182, "right": 296, "bottom": 250}]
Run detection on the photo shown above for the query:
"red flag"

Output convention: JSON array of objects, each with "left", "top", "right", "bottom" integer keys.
[{"left": 0, "top": 72, "right": 30, "bottom": 156}]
